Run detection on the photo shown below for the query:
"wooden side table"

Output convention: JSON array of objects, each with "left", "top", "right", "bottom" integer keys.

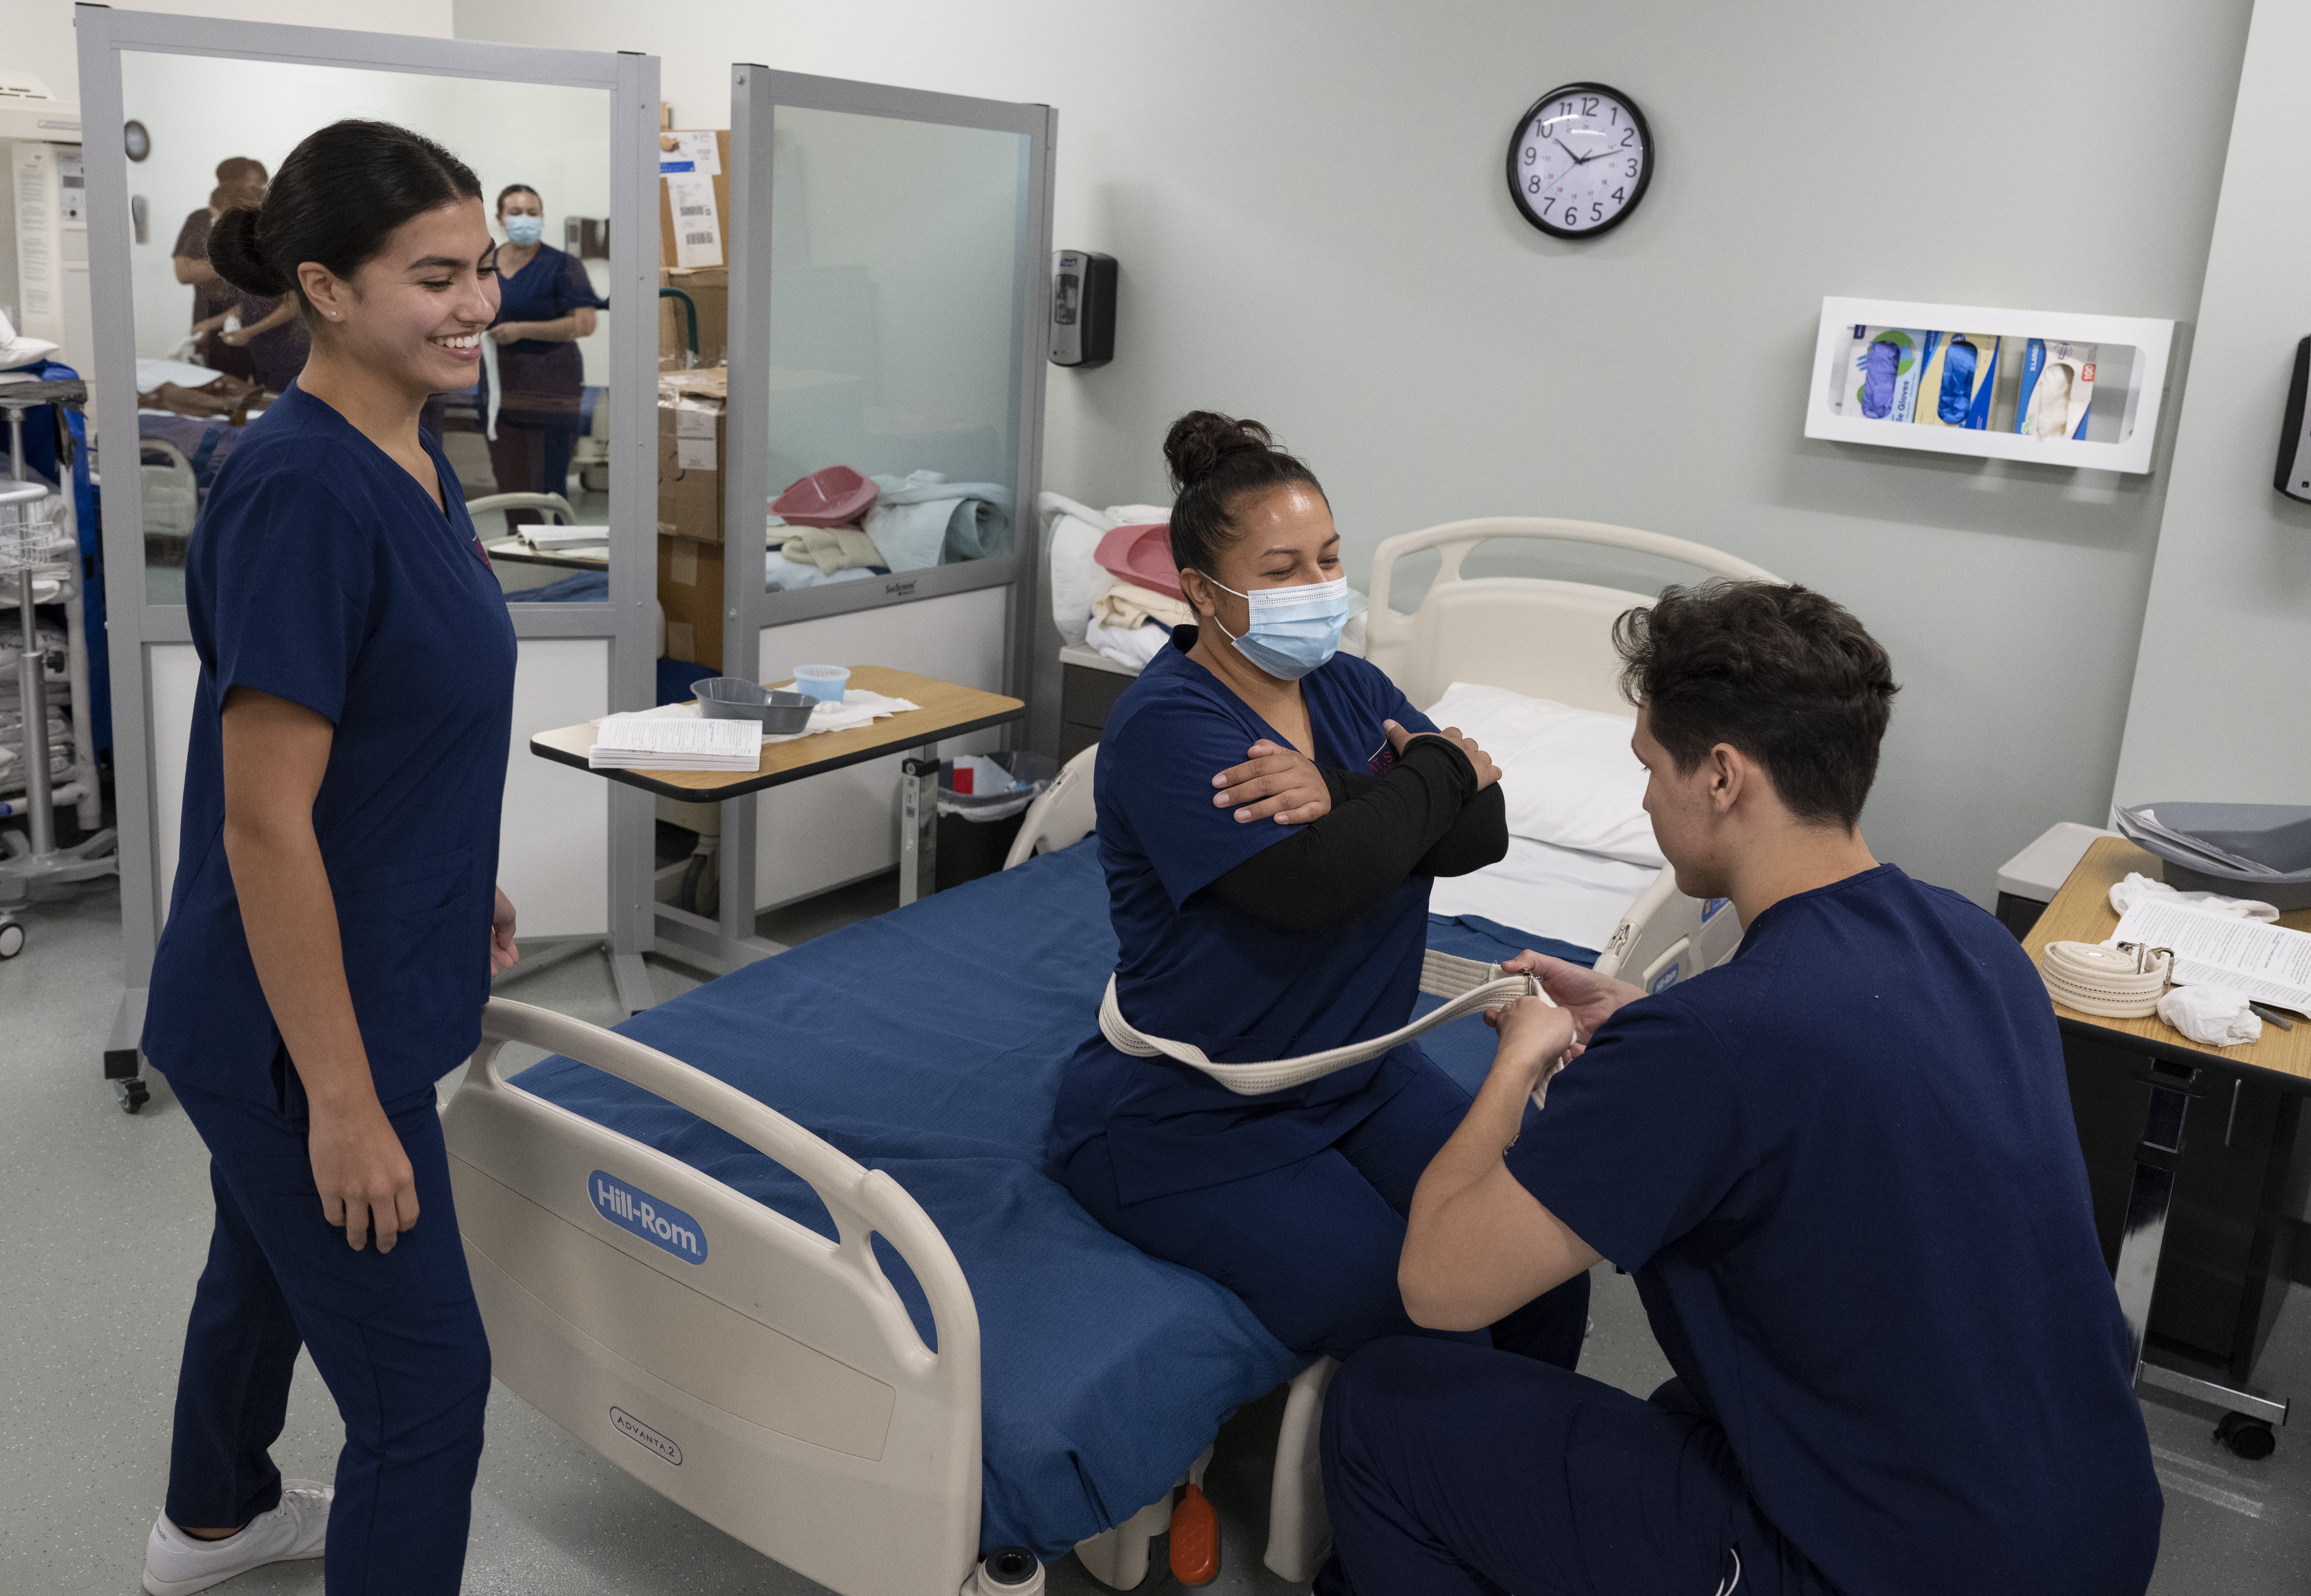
[
  {"left": 530, "top": 665, "right": 1024, "bottom": 1010},
  {"left": 2027, "top": 836, "right": 2311, "bottom": 1455}
]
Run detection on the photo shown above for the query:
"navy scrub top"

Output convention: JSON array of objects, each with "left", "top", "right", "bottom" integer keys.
[
  {"left": 1507, "top": 865, "right": 2162, "bottom": 1595},
  {"left": 1047, "top": 627, "right": 1444, "bottom": 1204},
  {"left": 145, "top": 383, "right": 519, "bottom": 1108}
]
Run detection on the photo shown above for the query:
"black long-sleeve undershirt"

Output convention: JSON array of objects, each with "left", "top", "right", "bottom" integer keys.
[{"left": 1203, "top": 737, "right": 1509, "bottom": 935}]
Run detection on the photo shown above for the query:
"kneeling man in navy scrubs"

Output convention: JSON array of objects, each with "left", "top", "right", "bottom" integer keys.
[{"left": 1317, "top": 582, "right": 2161, "bottom": 1596}]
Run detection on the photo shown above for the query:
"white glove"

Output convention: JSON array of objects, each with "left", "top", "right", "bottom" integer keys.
[{"left": 2156, "top": 984, "right": 2262, "bottom": 1047}]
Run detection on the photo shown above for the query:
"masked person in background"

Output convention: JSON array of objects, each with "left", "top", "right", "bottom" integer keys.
[
  {"left": 476, "top": 184, "right": 604, "bottom": 526},
  {"left": 1046, "top": 411, "right": 1593, "bottom": 1371}
]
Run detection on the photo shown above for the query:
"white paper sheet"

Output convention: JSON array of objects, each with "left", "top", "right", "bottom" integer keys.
[
  {"left": 2108, "top": 898, "right": 2311, "bottom": 1013},
  {"left": 665, "top": 174, "right": 724, "bottom": 269}
]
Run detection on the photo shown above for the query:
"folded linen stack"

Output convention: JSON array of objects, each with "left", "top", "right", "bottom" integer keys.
[
  {"left": 779, "top": 524, "right": 887, "bottom": 575},
  {"left": 1087, "top": 579, "right": 1195, "bottom": 671},
  {"left": 866, "top": 471, "right": 1014, "bottom": 572},
  {"left": 0, "top": 616, "right": 73, "bottom": 798}
]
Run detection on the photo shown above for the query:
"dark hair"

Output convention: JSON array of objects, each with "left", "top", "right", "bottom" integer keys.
[
  {"left": 214, "top": 156, "right": 266, "bottom": 186},
  {"left": 1161, "top": 411, "right": 1325, "bottom": 578},
  {"left": 495, "top": 183, "right": 541, "bottom": 215},
  {"left": 1614, "top": 580, "right": 1899, "bottom": 830},
  {"left": 209, "top": 120, "right": 480, "bottom": 314}
]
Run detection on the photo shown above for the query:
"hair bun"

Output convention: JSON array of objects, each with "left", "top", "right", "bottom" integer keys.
[
  {"left": 1163, "top": 410, "right": 1277, "bottom": 493},
  {"left": 208, "top": 207, "right": 289, "bottom": 297}
]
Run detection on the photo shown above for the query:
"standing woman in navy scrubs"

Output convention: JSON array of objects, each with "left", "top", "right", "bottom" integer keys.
[
  {"left": 138, "top": 120, "right": 517, "bottom": 1596},
  {"left": 480, "top": 184, "right": 603, "bottom": 525},
  {"left": 1049, "top": 413, "right": 1590, "bottom": 1367}
]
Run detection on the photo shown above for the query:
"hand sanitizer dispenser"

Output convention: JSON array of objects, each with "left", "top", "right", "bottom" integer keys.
[
  {"left": 2276, "top": 337, "right": 2311, "bottom": 502},
  {"left": 1049, "top": 250, "right": 1115, "bottom": 369}
]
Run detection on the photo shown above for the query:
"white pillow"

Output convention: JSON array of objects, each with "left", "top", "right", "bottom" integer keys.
[{"left": 1422, "top": 681, "right": 1664, "bottom": 867}]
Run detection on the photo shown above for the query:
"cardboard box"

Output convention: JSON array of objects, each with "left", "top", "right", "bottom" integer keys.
[
  {"left": 657, "top": 370, "right": 727, "bottom": 543},
  {"left": 658, "top": 534, "right": 724, "bottom": 673},
  {"left": 658, "top": 128, "right": 730, "bottom": 270},
  {"left": 659, "top": 265, "right": 728, "bottom": 368}
]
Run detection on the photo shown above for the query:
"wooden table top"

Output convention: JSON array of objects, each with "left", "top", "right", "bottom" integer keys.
[
  {"left": 2026, "top": 836, "right": 2311, "bottom": 1084},
  {"left": 529, "top": 665, "right": 1025, "bottom": 801}
]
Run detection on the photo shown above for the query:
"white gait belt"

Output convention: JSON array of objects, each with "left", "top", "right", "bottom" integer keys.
[
  {"left": 2041, "top": 940, "right": 2172, "bottom": 1019},
  {"left": 1099, "top": 950, "right": 1550, "bottom": 1097}
]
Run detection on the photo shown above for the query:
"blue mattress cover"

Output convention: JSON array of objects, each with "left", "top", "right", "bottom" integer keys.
[{"left": 513, "top": 839, "right": 1593, "bottom": 1558}]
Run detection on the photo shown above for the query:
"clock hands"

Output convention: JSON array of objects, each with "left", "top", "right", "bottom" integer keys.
[{"left": 1549, "top": 136, "right": 1616, "bottom": 169}]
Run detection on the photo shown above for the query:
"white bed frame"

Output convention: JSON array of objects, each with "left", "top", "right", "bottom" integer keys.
[{"left": 445, "top": 515, "right": 1779, "bottom": 1595}]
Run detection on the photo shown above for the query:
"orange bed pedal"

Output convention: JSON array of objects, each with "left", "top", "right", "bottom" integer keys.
[{"left": 1168, "top": 1482, "right": 1219, "bottom": 1586}]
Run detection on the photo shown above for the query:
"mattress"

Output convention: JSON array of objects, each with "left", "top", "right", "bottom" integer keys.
[
  {"left": 1429, "top": 834, "right": 1661, "bottom": 952},
  {"left": 513, "top": 839, "right": 1596, "bottom": 1558}
]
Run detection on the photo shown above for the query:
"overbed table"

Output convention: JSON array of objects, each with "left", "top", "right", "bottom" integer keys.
[
  {"left": 2027, "top": 837, "right": 2311, "bottom": 1454},
  {"left": 530, "top": 665, "right": 1025, "bottom": 1011}
]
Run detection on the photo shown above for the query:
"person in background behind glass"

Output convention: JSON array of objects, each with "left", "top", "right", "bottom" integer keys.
[
  {"left": 478, "top": 184, "right": 604, "bottom": 526},
  {"left": 172, "top": 157, "right": 267, "bottom": 381}
]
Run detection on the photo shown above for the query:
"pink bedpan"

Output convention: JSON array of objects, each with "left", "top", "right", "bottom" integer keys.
[
  {"left": 771, "top": 465, "right": 879, "bottom": 528},
  {"left": 1093, "top": 521, "right": 1181, "bottom": 600}
]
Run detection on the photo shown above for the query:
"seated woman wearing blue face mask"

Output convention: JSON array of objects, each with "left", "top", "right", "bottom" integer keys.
[{"left": 1048, "top": 412, "right": 1592, "bottom": 1368}]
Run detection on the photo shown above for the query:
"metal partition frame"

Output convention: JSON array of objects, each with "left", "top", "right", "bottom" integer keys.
[
  {"left": 76, "top": 7, "right": 663, "bottom": 1064},
  {"left": 693, "top": 66, "right": 1052, "bottom": 955}
]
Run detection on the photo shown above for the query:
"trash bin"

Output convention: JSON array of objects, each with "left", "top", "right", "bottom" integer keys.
[{"left": 937, "top": 751, "right": 1058, "bottom": 891}]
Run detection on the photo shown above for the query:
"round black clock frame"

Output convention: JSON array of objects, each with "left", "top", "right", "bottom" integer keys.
[{"left": 1505, "top": 82, "right": 1654, "bottom": 240}]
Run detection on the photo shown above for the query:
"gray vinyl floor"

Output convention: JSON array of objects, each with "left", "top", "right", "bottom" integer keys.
[{"left": 4, "top": 873, "right": 2308, "bottom": 1594}]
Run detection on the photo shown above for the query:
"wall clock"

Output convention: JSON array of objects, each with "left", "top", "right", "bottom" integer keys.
[{"left": 1506, "top": 83, "right": 1653, "bottom": 239}]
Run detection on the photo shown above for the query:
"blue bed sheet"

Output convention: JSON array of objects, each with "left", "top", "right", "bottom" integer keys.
[{"left": 512, "top": 840, "right": 1592, "bottom": 1558}]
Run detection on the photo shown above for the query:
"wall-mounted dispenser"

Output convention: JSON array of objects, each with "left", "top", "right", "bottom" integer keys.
[
  {"left": 2273, "top": 337, "right": 2311, "bottom": 502},
  {"left": 1049, "top": 249, "right": 1114, "bottom": 368}
]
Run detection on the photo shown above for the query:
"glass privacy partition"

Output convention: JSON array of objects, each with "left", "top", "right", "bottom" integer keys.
[
  {"left": 113, "top": 52, "right": 618, "bottom": 605},
  {"left": 726, "top": 70, "right": 1052, "bottom": 656},
  {"left": 79, "top": 11, "right": 663, "bottom": 1063}
]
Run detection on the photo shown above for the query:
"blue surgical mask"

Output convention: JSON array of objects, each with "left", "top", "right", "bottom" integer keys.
[
  {"left": 503, "top": 214, "right": 545, "bottom": 247},
  {"left": 1200, "top": 574, "right": 1352, "bottom": 680}
]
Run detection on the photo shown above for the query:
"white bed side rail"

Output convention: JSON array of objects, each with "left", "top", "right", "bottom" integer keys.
[
  {"left": 1003, "top": 743, "right": 1099, "bottom": 869},
  {"left": 465, "top": 490, "right": 578, "bottom": 525},
  {"left": 1593, "top": 870, "right": 1746, "bottom": 991},
  {"left": 443, "top": 998, "right": 982, "bottom": 1596}
]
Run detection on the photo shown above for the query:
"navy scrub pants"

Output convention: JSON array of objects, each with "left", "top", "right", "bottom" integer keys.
[
  {"left": 1317, "top": 1338, "right": 1840, "bottom": 1596},
  {"left": 160, "top": 1071, "right": 490, "bottom": 1594},
  {"left": 1062, "top": 1062, "right": 1591, "bottom": 1366}
]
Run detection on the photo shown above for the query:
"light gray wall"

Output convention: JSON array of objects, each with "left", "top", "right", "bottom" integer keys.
[
  {"left": 458, "top": 0, "right": 2253, "bottom": 901},
  {"left": 2114, "top": 0, "right": 2311, "bottom": 811}
]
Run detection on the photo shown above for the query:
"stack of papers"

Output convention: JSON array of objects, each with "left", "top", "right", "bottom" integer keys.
[
  {"left": 586, "top": 689, "right": 922, "bottom": 748},
  {"left": 2109, "top": 898, "right": 2311, "bottom": 1015},
  {"left": 588, "top": 714, "right": 761, "bottom": 772}
]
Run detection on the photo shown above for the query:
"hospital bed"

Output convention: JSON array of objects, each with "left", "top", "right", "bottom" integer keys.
[{"left": 442, "top": 517, "right": 1778, "bottom": 1594}]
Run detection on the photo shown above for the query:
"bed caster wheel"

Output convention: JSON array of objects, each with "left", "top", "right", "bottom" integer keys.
[
  {"left": 965, "top": 1545, "right": 1044, "bottom": 1594},
  {"left": 114, "top": 1077, "right": 151, "bottom": 1115},
  {"left": 2216, "top": 1412, "right": 2276, "bottom": 1459},
  {"left": 0, "top": 915, "right": 24, "bottom": 958}
]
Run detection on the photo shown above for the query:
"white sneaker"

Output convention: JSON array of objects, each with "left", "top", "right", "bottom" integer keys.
[{"left": 142, "top": 1480, "right": 333, "bottom": 1595}]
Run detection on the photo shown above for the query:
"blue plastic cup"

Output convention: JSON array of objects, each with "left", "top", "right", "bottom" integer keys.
[{"left": 792, "top": 664, "right": 850, "bottom": 704}]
